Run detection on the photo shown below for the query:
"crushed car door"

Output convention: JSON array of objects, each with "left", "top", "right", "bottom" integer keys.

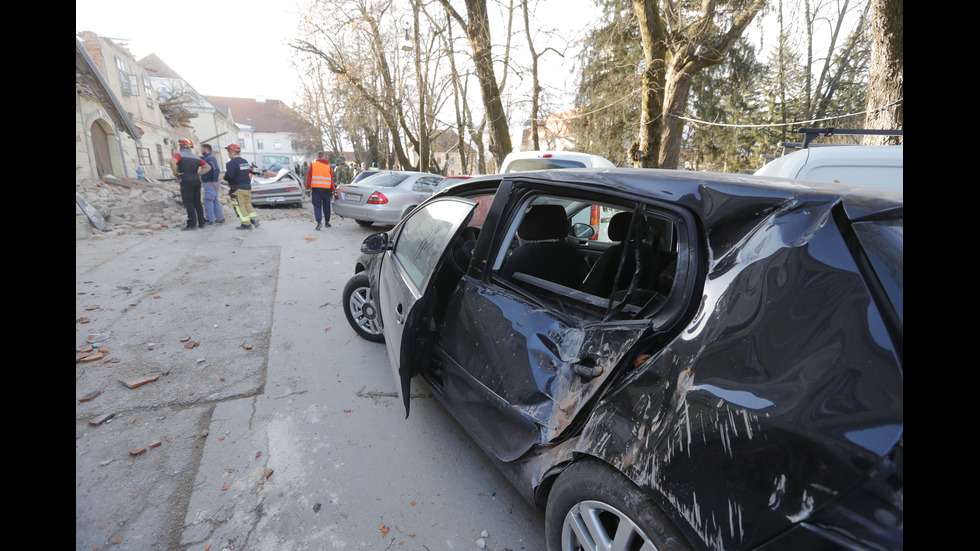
[
  {"left": 433, "top": 199, "right": 684, "bottom": 462},
  {"left": 377, "top": 197, "right": 477, "bottom": 417},
  {"left": 436, "top": 281, "right": 651, "bottom": 462}
]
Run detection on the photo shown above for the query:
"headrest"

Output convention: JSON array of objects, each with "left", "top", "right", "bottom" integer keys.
[
  {"left": 608, "top": 212, "right": 632, "bottom": 241},
  {"left": 518, "top": 204, "right": 568, "bottom": 240}
]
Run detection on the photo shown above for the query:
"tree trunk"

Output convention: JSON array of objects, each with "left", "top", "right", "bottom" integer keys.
[
  {"left": 632, "top": 0, "right": 766, "bottom": 169},
  {"left": 864, "top": 0, "right": 903, "bottom": 143},
  {"left": 438, "top": 0, "right": 513, "bottom": 168},
  {"left": 660, "top": 66, "right": 695, "bottom": 169},
  {"left": 629, "top": 0, "right": 667, "bottom": 168}
]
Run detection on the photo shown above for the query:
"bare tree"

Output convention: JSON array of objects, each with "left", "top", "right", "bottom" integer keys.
[
  {"left": 521, "top": 0, "right": 563, "bottom": 151},
  {"left": 630, "top": 0, "right": 767, "bottom": 169},
  {"left": 436, "top": 0, "right": 514, "bottom": 168}
]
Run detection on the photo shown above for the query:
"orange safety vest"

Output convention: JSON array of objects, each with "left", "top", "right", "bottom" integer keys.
[{"left": 308, "top": 161, "right": 334, "bottom": 190}]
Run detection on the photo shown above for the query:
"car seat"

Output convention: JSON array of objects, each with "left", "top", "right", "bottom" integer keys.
[
  {"left": 501, "top": 204, "right": 591, "bottom": 289},
  {"left": 580, "top": 212, "right": 656, "bottom": 298}
]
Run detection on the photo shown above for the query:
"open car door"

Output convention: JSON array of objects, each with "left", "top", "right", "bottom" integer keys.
[{"left": 377, "top": 197, "right": 477, "bottom": 417}]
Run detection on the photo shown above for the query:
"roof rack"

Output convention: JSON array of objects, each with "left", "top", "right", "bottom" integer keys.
[{"left": 797, "top": 127, "right": 903, "bottom": 148}]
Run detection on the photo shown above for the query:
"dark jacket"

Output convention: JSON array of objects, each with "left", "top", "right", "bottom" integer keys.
[
  {"left": 224, "top": 157, "right": 252, "bottom": 192},
  {"left": 201, "top": 152, "right": 220, "bottom": 183}
]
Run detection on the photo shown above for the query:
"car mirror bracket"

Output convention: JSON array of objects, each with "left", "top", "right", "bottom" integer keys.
[{"left": 361, "top": 232, "right": 391, "bottom": 254}]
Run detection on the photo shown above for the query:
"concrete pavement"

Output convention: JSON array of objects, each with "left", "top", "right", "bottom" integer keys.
[{"left": 76, "top": 207, "right": 546, "bottom": 551}]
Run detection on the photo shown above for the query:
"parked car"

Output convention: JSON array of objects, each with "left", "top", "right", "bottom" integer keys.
[
  {"left": 498, "top": 150, "right": 616, "bottom": 173},
  {"left": 755, "top": 145, "right": 903, "bottom": 192},
  {"left": 342, "top": 168, "right": 903, "bottom": 551},
  {"left": 349, "top": 169, "right": 383, "bottom": 185},
  {"left": 333, "top": 170, "right": 444, "bottom": 226},
  {"left": 755, "top": 127, "right": 903, "bottom": 192},
  {"left": 248, "top": 168, "right": 305, "bottom": 207}
]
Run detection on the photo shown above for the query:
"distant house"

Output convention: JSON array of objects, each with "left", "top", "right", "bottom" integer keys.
[
  {"left": 430, "top": 129, "right": 479, "bottom": 176},
  {"left": 203, "top": 96, "right": 311, "bottom": 171},
  {"left": 519, "top": 110, "right": 578, "bottom": 152},
  {"left": 76, "top": 32, "right": 185, "bottom": 181},
  {"left": 139, "top": 54, "right": 239, "bottom": 171}
]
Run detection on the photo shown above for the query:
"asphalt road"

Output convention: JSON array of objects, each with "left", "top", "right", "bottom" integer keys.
[{"left": 75, "top": 204, "right": 546, "bottom": 551}]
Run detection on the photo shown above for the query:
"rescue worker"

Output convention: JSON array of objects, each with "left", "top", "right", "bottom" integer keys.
[
  {"left": 305, "top": 151, "right": 335, "bottom": 230},
  {"left": 223, "top": 144, "right": 260, "bottom": 230},
  {"left": 169, "top": 139, "right": 212, "bottom": 231}
]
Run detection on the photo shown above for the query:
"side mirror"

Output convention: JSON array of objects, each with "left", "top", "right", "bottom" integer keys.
[
  {"left": 571, "top": 222, "right": 596, "bottom": 239},
  {"left": 361, "top": 232, "right": 391, "bottom": 254}
]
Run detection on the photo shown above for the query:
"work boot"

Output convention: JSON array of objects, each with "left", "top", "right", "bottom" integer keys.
[
  {"left": 199, "top": 222, "right": 206, "bottom": 229},
  {"left": 315, "top": 222, "right": 322, "bottom": 231},
  {"left": 324, "top": 221, "right": 331, "bottom": 228},
  {"left": 252, "top": 219, "right": 260, "bottom": 228},
  {"left": 236, "top": 224, "right": 252, "bottom": 231},
  {"left": 182, "top": 225, "right": 197, "bottom": 231}
]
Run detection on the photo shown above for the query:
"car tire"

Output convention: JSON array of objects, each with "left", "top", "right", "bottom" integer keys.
[
  {"left": 355, "top": 219, "right": 374, "bottom": 227},
  {"left": 546, "top": 459, "right": 691, "bottom": 551},
  {"left": 342, "top": 273, "right": 384, "bottom": 343}
]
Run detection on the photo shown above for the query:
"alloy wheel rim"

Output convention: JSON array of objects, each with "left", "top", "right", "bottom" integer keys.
[
  {"left": 348, "top": 286, "right": 381, "bottom": 335},
  {"left": 561, "top": 500, "right": 657, "bottom": 551}
]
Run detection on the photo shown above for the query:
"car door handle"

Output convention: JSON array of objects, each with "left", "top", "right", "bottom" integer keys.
[{"left": 395, "top": 304, "right": 405, "bottom": 324}]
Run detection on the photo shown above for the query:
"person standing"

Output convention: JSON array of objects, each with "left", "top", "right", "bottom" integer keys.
[
  {"left": 200, "top": 144, "right": 225, "bottom": 226},
  {"left": 223, "top": 144, "right": 260, "bottom": 230},
  {"left": 305, "top": 151, "right": 335, "bottom": 230},
  {"left": 169, "top": 139, "right": 211, "bottom": 231}
]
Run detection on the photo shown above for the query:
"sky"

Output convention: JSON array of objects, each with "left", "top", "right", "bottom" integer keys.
[
  {"left": 76, "top": 0, "right": 599, "bottom": 113},
  {"left": 76, "top": 0, "right": 306, "bottom": 103}
]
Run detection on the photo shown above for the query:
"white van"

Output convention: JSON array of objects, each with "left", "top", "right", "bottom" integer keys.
[
  {"left": 754, "top": 145, "right": 903, "bottom": 192},
  {"left": 499, "top": 150, "right": 616, "bottom": 173}
]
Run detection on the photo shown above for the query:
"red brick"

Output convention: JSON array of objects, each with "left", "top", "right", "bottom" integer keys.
[
  {"left": 89, "top": 413, "right": 115, "bottom": 426},
  {"left": 119, "top": 375, "right": 160, "bottom": 389}
]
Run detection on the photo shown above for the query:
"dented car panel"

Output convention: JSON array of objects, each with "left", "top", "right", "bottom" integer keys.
[
  {"left": 526, "top": 193, "right": 901, "bottom": 550},
  {"left": 435, "top": 277, "right": 648, "bottom": 462},
  {"left": 346, "top": 169, "right": 903, "bottom": 550}
]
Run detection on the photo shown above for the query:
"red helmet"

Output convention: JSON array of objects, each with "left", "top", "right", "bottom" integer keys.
[
  {"left": 179, "top": 139, "right": 194, "bottom": 149},
  {"left": 225, "top": 143, "right": 242, "bottom": 152}
]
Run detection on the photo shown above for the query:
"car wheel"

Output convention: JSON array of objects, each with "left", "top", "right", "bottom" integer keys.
[
  {"left": 342, "top": 273, "right": 384, "bottom": 343},
  {"left": 546, "top": 459, "right": 691, "bottom": 551},
  {"left": 355, "top": 219, "right": 374, "bottom": 227}
]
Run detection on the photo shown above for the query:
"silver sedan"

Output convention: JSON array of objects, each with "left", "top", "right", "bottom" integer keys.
[{"left": 333, "top": 170, "right": 444, "bottom": 226}]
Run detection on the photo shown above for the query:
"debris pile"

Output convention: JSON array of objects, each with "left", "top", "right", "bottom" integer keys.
[
  {"left": 77, "top": 175, "right": 231, "bottom": 237},
  {"left": 77, "top": 173, "right": 309, "bottom": 238}
]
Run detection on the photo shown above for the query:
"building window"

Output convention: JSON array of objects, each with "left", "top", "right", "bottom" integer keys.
[
  {"left": 274, "top": 139, "right": 281, "bottom": 150},
  {"left": 156, "top": 143, "right": 165, "bottom": 165},
  {"left": 257, "top": 139, "right": 264, "bottom": 150},
  {"left": 138, "top": 147, "right": 153, "bottom": 165},
  {"left": 143, "top": 77, "right": 154, "bottom": 107},
  {"left": 115, "top": 57, "right": 139, "bottom": 97}
]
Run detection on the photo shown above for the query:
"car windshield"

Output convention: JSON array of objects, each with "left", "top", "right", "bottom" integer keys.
[
  {"left": 506, "top": 159, "right": 586, "bottom": 172},
  {"left": 363, "top": 173, "right": 411, "bottom": 188}
]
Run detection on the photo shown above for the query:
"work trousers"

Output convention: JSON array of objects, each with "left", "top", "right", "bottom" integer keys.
[
  {"left": 203, "top": 182, "right": 224, "bottom": 223},
  {"left": 231, "top": 189, "right": 258, "bottom": 226},
  {"left": 180, "top": 182, "right": 204, "bottom": 227},
  {"left": 311, "top": 188, "right": 332, "bottom": 224}
]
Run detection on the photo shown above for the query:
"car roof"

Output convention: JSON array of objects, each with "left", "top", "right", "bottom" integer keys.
[
  {"left": 499, "top": 150, "right": 617, "bottom": 171},
  {"left": 754, "top": 145, "right": 903, "bottom": 188},
  {"left": 450, "top": 167, "right": 902, "bottom": 223}
]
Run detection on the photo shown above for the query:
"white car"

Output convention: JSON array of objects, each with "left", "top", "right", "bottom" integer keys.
[
  {"left": 754, "top": 145, "right": 903, "bottom": 192},
  {"left": 499, "top": 150, "right": 616, "bottom": 173}
]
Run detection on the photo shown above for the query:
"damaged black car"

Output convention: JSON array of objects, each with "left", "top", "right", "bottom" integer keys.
[{"left": 341, "top": 168, "right": 903, "bottom": 551}]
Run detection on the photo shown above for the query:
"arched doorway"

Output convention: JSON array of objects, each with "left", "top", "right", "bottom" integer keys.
[{"left": 91, "top": 121, "right": 112, "bottom": 178}]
